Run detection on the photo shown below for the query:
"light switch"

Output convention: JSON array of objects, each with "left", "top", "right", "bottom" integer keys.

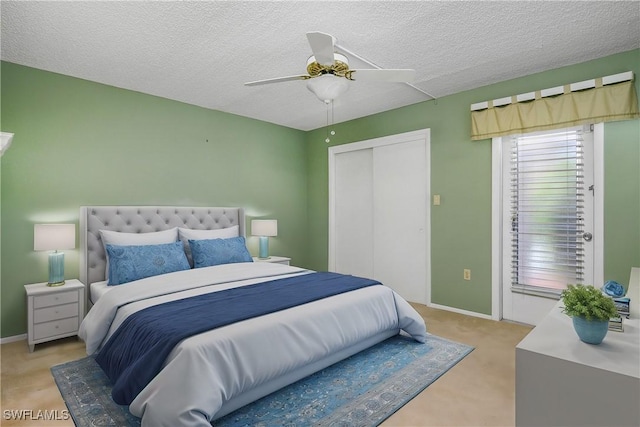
[{"left": 433, "top": 194, "right": 441, "bottom": 206}]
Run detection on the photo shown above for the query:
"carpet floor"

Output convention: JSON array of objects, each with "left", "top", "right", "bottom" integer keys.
[{"left": 51, "top": 334, "right": 473, "bottom": 426}]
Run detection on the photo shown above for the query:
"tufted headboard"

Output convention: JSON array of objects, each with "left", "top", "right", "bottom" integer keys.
[{"left": 79, "top": 206, "right": 245, "bottom": 287}]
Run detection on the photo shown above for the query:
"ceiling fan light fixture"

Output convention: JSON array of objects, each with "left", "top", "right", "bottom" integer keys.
[{"left": 306, "top": 74, "right": 349, "bottom": 102}]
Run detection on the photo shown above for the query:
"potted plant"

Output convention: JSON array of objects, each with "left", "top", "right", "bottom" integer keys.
[{"left": 561, "top": 284, "right": 618, "bottom": 345}]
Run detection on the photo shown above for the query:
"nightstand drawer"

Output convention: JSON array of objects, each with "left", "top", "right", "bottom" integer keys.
[
  {"left": 33, "top": 291, "right": 78, "bottom": 309},
  {"left": 33, "top": 317, "right": 79, "bottom": 340},
  {"left": 34, "top": 302, "right": 79, "bottom": 323}
]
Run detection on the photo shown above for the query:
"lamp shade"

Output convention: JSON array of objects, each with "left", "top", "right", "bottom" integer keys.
[
  {"left": 251, "top": 220, "right": 277, "bottom": 237},
  {"left": 34, "top": 224, "right": 76, "bottom": 251},
  {"left": 0, "top": 132, "right": 14, "bottom": 157}
]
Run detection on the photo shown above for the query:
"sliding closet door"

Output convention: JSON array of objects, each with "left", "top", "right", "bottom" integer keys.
[
  {"left": 373, "top": 140, "right": 427, "bottom": 303},
  {"left": 330, "top": 129, "right": 430, "bottom": 304},
  {"left": 333, "top": 149, "right": 374, "bottom": 278}
]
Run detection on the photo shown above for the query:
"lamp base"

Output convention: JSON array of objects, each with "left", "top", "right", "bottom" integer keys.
[
  {"left": 258, "top": 236, "right": 270, "bottom": 259},
  {"left": 48, "top": 251, "right": 66, "bottom": 287},
  {"left": 47, "top": 280, "right": 66, "bottom": 287}
]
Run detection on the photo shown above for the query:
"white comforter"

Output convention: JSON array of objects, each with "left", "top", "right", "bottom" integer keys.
[{"left": 79, "top": 262, "right": 427, "bottom": 427}]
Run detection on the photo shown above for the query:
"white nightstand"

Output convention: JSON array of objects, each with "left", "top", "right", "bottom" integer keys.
[
  {"left": 252, "top": 256, "right": 291, "bottom": 266},
  {"left": 25, "top": 279, "right": 85, "bottom": 352}
]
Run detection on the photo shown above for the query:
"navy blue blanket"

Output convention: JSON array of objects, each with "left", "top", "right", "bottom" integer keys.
[{"left": 96, "top": 272, "right": 380, "bottom": 405}]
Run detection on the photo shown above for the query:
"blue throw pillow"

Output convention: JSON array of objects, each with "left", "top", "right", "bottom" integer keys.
[
  {"left": 106, "top": 241, "right": 190, "bottom": 285},
  {"left": 189, "top": 236, "right": 253, "bottom": 268}
]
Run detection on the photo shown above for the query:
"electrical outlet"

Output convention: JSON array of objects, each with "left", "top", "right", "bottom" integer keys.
[
  {"left": 463, "top": 269, "right": 471, "bottom": 281},
  {"left": 433, "top": 194, "right": 441, "bottom": 206}
]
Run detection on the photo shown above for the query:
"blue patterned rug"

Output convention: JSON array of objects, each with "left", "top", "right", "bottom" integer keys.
[{"left": 51, "top": 334, "right": 473, "bottom": 426}]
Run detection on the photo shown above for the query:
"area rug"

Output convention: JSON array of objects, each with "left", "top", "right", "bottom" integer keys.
[{"left": 51, "top": 334, "right": 473, "bottom": 427}]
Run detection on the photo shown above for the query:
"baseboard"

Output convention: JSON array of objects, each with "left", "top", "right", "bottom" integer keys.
[
  {"left": 428, "top": 303, "right": 493, "bottom": 320},
  {"left": 0, "top": 334, "right": 26, "bottom": 345}
]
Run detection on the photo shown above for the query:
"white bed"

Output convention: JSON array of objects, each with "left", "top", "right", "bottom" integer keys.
[{"left": 77, "top": 206, "right": 427, "bottom": 427}]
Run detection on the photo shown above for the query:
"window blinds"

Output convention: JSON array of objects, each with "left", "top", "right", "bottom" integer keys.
[{"left": 510, "top": 129, "right": 584, "bottom": 293}]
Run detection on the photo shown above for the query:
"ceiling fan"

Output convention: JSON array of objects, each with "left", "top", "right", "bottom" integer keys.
[{"left": 244, "top": 32, "right": 417, "bottom": 103}]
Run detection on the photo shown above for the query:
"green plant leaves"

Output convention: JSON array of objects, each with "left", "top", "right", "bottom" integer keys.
[{"left": 561, "top": 284, "right": 618, "bottom": 321}]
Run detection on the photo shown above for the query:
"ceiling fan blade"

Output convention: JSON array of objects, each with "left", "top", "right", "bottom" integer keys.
[
  {"left": 348, "top": 69, "right": 416, "bottom": 83},
  {"left": 306, "top": 32, "right": 336, "bottom": 66},
  {"left": 244, "top": 75, "right": 311, "bottom": 86}
]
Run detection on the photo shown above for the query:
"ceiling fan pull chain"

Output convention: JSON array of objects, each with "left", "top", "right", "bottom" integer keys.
[
  {"left": 325, "top": 100, "right": 337, "bottom": 143},
  {"left": 331, "top": 101, "right": 335, "bottom": 131},
  {"left": 331, "top": 102, "right": 336, "bottom": 137},
  {"left": 325, "top": 101, "right": 331, "bottom": 143}
]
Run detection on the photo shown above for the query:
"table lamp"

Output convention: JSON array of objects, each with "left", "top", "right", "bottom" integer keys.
[
  {"left": 251, "top": 219, "right": 277, "bottom": 259},
  {"left": 34, "top": 224, "right": 76, "bottom": 286}
]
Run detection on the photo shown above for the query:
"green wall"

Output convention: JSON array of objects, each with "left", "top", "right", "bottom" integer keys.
[
  {"left": 0, "top": 62, "right": 309, "bottom": 337},
  {"left": 306, "top": 49, "right": 640, "bottom": 315},
  {"left": 2, "top": 49, "right": 639, "bottom": 337},
  {"left": 603, "top": 119, "right": 640, "bottom": 285}
]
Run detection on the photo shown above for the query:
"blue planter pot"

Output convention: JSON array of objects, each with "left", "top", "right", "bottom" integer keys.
[{"left": 572, "top": 316, "right": 609, "bottom": 345}]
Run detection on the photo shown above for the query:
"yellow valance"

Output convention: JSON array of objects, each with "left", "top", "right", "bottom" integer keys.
[{"left": 471, "top": 79, "right": 640, "bottom": 140}]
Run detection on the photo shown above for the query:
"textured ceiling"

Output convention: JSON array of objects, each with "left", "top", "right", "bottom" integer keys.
[{"left": 2, "top": 1, "right": 639, "bottom": 131}]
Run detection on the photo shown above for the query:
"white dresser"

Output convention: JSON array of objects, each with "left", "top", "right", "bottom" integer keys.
[
  {"left": 515, "top": 268, "right": 640, "bottom": 426},
  {"left": 25, "top": 279, "right": 85, "bottom": 352}
]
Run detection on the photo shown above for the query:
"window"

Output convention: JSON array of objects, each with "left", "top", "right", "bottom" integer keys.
[{"left": 509, "top": 128, "right": 585, "bottom": 292}]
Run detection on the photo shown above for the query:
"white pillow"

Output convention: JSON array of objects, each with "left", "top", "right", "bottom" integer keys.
[
  {"left": 100, "top": 227, "right": 179, "bottom": 279},
  {"left": 178, "top": 225, "right": 239, "bottom": 241},
  {"left": 179, "top": 225, "right": 240, "bottom": 266}
]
